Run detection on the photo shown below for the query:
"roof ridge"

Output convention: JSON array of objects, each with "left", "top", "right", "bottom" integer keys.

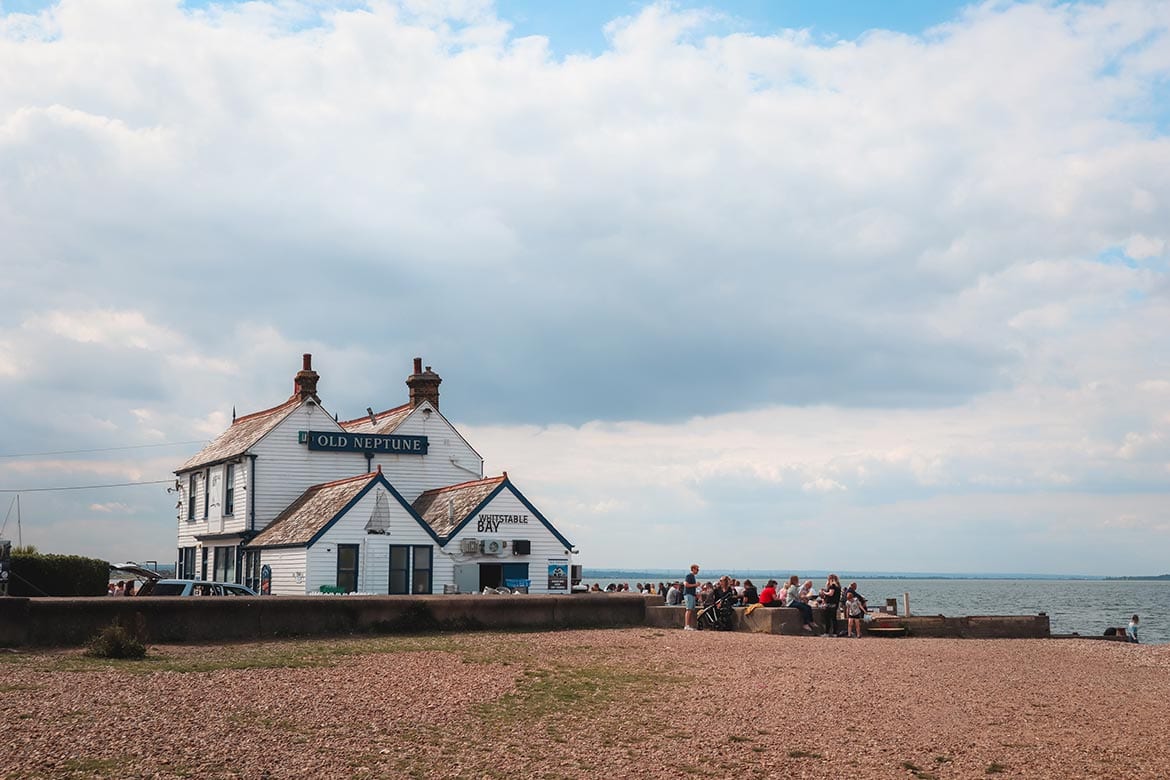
[
  {"left": 337, "top": 402, "right": 411, "bottom": 427},
  {"left": 416, "top": 474, "right": 505, "bottom": 499},
  {"left": 231, "top": 396, "right": 300, "bottom": 426},
  {"left": 312, "top": 471, "right": 379, "bottom": 491}
]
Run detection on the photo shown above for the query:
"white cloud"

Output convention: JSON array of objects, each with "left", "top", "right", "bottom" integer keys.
[{"left": 0, "top": 0, "right": 1167, "bottom": 572}]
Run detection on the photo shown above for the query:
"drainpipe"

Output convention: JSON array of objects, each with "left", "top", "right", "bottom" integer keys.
[{"left": 248, "top": 454, "right": 258, "bottom": 532}]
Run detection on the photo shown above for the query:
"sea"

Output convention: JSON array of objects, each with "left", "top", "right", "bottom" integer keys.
[{"left": 581, "top": 570, "right": 1170, "bottom": 644}]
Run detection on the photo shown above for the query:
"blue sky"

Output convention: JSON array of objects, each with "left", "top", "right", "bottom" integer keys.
[
  {"left": 495, "top": 0, "right": 977, "bottom": 54},
  {"left": 0, "top": 0, "right": 1167, "bottom": 576}
]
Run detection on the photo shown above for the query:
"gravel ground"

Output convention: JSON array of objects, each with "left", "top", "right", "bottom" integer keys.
[{"left": 2, "top": 629, "right": 1168, "bottom": 779}]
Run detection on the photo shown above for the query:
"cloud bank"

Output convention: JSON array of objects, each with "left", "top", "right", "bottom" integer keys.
[{"left": 0, "top": 0, "right": 1167, "bottom": 574}]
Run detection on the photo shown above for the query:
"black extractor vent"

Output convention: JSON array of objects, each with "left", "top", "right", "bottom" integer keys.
[{"left": 512, "top": 539, "right": 531, "bottom": 556}]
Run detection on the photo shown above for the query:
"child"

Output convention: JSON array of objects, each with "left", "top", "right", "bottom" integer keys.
[
  {"left": 845, "top": 590, "right": 865, "bottom": 638},
  {"left": 1126, "top": 614, "right": 1140, "bottom": 644}
]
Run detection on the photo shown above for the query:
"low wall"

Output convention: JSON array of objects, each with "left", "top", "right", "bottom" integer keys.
[
  {"left": 871, "top": 614, "right": 1051, "bottom": 639},
  {"left": 646, "top": 605, "right": 1051, "bottom": 639},
  {"left": 0, "top": 594, "right": 650, "bottom": 648},
  {"left": 647, "top": 605, "right": 832, "bottom": 634}
]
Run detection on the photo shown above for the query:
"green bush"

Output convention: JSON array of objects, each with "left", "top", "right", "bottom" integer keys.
[
  {"left": 86, "top": 621, "right": 146, "bottom": 659},
  {"left": 8, "top": 552, "right": 109, "bottom": 596}
]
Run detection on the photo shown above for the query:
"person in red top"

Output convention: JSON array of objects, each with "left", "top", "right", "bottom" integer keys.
[{"left": 758, "top": 579, "right": 779, "bottom": 606}]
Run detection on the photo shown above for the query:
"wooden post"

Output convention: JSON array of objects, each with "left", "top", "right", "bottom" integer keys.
[{"left": 903, "top": 592, "right": 911, "bottom": 617}]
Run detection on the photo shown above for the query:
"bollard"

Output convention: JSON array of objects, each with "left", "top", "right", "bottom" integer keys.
[{"left": 903, "top": 592, "right": 911, "bottom": 617}]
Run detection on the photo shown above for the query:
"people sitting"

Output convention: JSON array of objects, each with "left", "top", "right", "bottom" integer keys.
[
  {"left": 741, "top": 579, "right": 759, "bottom": 605},
  {"left": 759, "top": 579, "right": 779, "bottom": 606},
  {"left": 786, "top": 575, "right": 816, "bottom": 633}
]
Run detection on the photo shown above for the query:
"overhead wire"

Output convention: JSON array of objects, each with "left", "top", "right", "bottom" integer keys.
[
  {"left": 0, "top": 440, "right": 206, "bottom": 459},
  {"left": 0, "top": 480, "right": 174, "bottom": 493}
]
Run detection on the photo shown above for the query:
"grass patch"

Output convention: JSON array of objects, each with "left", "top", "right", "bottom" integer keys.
[
  {"left": 5, "top": 635, "right": 471, "bottom": 675},
  {"left": 58, "top": 757, "right": 125, "bottom": 777},
  {"left": 935, "top": 755, "right": 952, "bottom": 763},
  {"left": 788, "top": 750, "right": 822, "bottom": 759},
  {"left": 987, "top": 762, "right": 1007, "bottom": 774},
  {"left": 86, "top": 622, "right": 146, "bottom": 660},
  {"left": 477, "top": 662, "right": 677, "bottom": 723},
  {"left": 729, "top": 735, "right": 750, "bottom": 743}
]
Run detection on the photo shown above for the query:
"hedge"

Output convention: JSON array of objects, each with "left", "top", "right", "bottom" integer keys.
[{"left": 8, "top": 553, "right": 109, "bottom": 597}]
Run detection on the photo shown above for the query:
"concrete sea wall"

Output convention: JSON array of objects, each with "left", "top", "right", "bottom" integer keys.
[
  {"left": 0, "top": 595, "right": 1050, "bottom": 647},
  {"left": 0, "top": 594, "right": 652, "bottom": 647}
]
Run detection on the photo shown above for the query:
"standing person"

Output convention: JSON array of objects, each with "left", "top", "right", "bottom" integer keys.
[
  {"left": 846, "top": 582, "right": 868, "bottom": 613},
  {"left": 683, "top": 564, "right": 700, "bottom": 631},
  {"left": 786, "top": 575, "right": 815, "bottom": 633},
  {"left": 123, "top": 580, "right": 136, "bottom": 597},
  {"left": 845, "top": 591, "right": 865, "bottom": 638},
  {"left": 820, "top": 574, "right": 842, "bottom": 637},
  {"left": 1126, "top": 615, "right": 1140, "bottom": 644}
]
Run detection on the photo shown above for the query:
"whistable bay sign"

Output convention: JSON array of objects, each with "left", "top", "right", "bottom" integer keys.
[{"left": 298, "top": 430, "right": 429, "bottom": 455}]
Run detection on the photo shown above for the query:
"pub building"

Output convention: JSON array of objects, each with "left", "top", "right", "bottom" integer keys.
[{"left": 175, "top": 355, "right": 576, "bottom": 595}]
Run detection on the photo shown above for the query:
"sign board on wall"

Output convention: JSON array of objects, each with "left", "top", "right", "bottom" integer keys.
[
  {"left": 299, "top": 431, "right": 428, "bottom": 455},
  {"left": 548, "top": 562, "right": 568, "bottom": 591}
]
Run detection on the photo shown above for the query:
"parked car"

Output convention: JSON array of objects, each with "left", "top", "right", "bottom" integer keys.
[
  {"left": 109, "top": 564, "right": 256, "bottom": 596},
  {"left": 150, "top": 580, "right": 256, "bottom": 596}
]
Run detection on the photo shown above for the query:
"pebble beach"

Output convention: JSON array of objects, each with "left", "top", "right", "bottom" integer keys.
[{"left": 3, "top": 629, "right": 1168, "bottom": 779}]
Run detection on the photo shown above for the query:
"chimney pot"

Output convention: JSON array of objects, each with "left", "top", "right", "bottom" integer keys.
[
  {"left": 406, "top": 357, "right": 441, "bottom": 411},
  {"left": 293, "top": 354, "right": 321, "bottom": 401}
]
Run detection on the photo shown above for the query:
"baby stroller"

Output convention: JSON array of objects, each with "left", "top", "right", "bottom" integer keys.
[{"left": 696, "top": 592, "right": 737, "bottom": 631}]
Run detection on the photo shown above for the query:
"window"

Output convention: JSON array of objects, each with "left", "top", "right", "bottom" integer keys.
[
  {"left": 213, "top": 545, "right": 237, "bottom": 583},
  {"left": 389, "top": 545, "right": 410, "bottom": 594},
  {"left": 177, "top": 547, "right": 196, "bottom": 579},
  {"left": 187, "top": 474, "right": 197, "bottom": 521},
  {"left": 201, "top": 547, "right": 208, "bottom": 580},
  {"left": 202, "top": 470, "right": 210, "bottom": 519},
  {"left": 337, "top": 544, "right": 359, "bottom": 593},
  {"left": 412, "top": 545, "right": 432, "bottom": 594},
  {"left": 224, "top": 464, "right": 235, "bottom": 516}
]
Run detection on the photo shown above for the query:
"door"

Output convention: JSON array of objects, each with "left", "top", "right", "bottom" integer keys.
[
  {"left": 337, "top": 544, "right": 359, "bottom": 593},
  {"left": 478, "top": 563, "right": 502, "bottom": 591},
  {"left": 502, "top": 563, "right": 530, "bottom": 590}
]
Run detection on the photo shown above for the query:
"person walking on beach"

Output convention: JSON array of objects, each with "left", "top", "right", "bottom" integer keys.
[
  {"left": 683, "top": 564, "right": 700, "bottom": 631},
  {"left": 1126, "top": 614, "right": 1140, "bottom": 643}
]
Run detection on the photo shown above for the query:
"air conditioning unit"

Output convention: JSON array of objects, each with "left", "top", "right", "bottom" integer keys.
[
  {"left": 480, "top": 539, "right": 505, "bottom": 555},
  {"left": 460, "top": 538, "right": 479, "bottom": 554}
]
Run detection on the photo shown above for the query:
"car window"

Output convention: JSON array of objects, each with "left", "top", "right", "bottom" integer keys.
[
  {"left": 224, "top": 585, "right": 250, "bottom": 596},
  {"left": 152, "top": 583, "right": 187, "bottom": 596}
]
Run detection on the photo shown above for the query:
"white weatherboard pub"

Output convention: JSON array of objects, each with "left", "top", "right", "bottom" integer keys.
[{"left": 175, "top": 356, "right": 575, "bottom": 595}]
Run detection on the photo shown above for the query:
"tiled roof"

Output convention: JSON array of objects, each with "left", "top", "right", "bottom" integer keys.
[
  {"left": 177, "top": 397, "right": 301, "bottom": 473},
  {"left": 412, "top": 475, "right": 506, "bottom": 538},
  {"left": 339, "top": 403, "right": 412, "bottom": 434},
  {"left": 250, "top": 472, "right": 376, "bottom": 548}
]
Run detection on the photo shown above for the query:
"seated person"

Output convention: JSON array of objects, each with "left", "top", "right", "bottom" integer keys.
[
  {"left": 759, "top": 579, "right": 779, "bottom": 606},
  {"left": 741, "top": 579, "right": 759, "bottom": 604}
]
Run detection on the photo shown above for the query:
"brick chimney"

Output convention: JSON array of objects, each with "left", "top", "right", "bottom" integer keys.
[
  {"left": 293, "top": 353, "right": 320, "bottom": 401},
  {"left": 406, "top": 357, "right": 441, "bottom": 411}
]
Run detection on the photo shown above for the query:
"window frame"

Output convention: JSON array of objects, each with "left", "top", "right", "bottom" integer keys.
[
  {"left": 224, "top": 463, "right": 235, "bottom": 516},
  {"left": 388, "top": 544, "right": 410, "bottom": 595},
  {"left": 187, "top": 474, "right": 197, "bottom": 521},
  {"left": 411, "top": 545, "right": 433, "bottom": 595}
]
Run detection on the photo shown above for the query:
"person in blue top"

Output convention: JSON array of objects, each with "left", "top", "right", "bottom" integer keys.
[
  {"left": 683, "top": 564, "right": 700, "bottom": 631},
  {"left": 1126, "top": 614, "right": 1139, "bottom": 643}
]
